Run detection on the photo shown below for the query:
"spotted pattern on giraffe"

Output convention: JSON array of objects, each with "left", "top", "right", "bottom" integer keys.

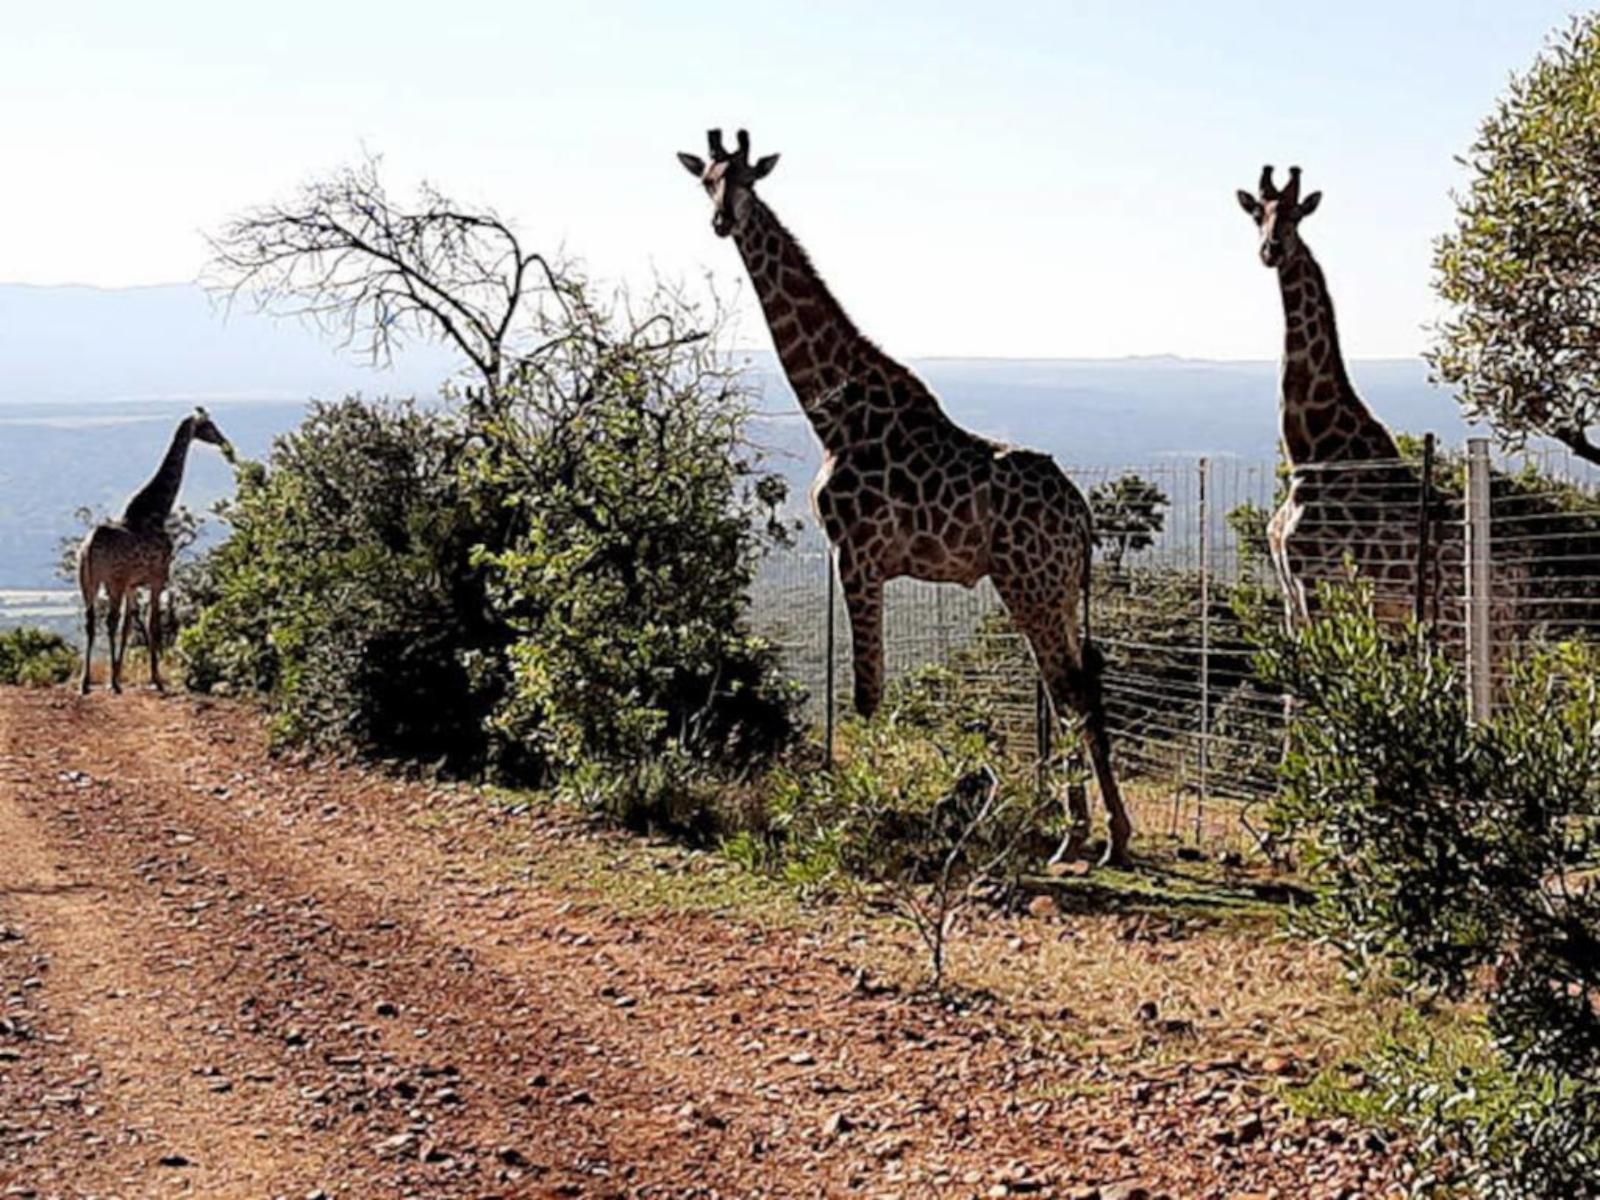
[{"left": 679, "top": 128, "right": 1130, "bottom": 866}]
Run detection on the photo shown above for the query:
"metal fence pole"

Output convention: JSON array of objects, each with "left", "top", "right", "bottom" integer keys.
[
  {"left": 1466, "top": 437, "right": 1493, "bottom": 722},
  {"left": 1415, "top": 432, "right": 1435, "bottom": 627},
  {"left": 1195, "top": 457, "right": 1211, "bottom": 844},
  {"left": 824, "top": 547, "right": 837, "bottom": 765}
]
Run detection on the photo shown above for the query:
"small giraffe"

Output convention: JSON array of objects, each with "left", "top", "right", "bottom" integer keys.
[
  {"left": 1237, "top": 165, "right": 1434, "bottom": 629},
  {"left": 679, "top": 129, "right": 1131, "bottom": 865},
  {"left": 76, "top": 407, "right": 232, "bottom": 694}
]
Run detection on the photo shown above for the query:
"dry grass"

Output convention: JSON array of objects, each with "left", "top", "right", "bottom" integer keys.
[{"left": 440, "top": 784, "right": 1442, "bottom": 1101}]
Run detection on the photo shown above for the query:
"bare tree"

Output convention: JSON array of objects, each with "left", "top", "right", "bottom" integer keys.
[{"left": 206, "top": 155, "right": 577, "bottom": 407}]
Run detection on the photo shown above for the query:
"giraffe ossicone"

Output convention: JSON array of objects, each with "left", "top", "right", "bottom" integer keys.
[
  {"left": 680, "top": 127, "right": 1132, "bottom": 866},
  {"left": 76, "top": 407, "right": 233, "bottom": 695}
]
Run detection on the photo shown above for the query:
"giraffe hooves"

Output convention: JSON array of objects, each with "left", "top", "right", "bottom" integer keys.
[
  {"left": 1099, "top": 843, "right": 1133, "bottom": 870},
  {"left": 1047, "top": 838, "right": 1089, "bottom": 867}
]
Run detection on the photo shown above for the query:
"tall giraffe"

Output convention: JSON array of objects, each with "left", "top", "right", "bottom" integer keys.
[
  {"left": 76, "top": 407, "right": 232, "bottom": 694},
  {"left": 679, "top": 129, "right": 1131, "bottom": 865},
  {"left": 1236, "top": 165, "right": 1424, "bottom": 628}
]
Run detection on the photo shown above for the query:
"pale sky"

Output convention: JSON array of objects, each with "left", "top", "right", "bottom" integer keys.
[{"left": 0, "top": 1, "right": 1581, "bottom": 360}]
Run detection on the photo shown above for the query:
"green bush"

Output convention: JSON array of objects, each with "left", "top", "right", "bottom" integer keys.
[
  {"left": 479, "top": 334, "right": 800, "bottom": 791},
  {"left": 1257, "top": 585, "right": 1600, "bottom": 1197},
  {"left": 748, "top": 676, "right": 1047, "bottom": 897},
  {"left": 0, "top": 627, "right": 77, "bottom": 687},
  {"left": 743, "top": 684, "right": 1047, "bottom": 991},
  {"left": 180, "top": 399, "right": 503, "bottom": 773},
  {"left": 181, "top": 281, "right": 799, "bottom": 795}
]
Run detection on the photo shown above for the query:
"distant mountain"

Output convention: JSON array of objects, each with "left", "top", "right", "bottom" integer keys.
[
  {"left": 0, "top": 282, "right": 456, "bottom": 404},
  {"left": 0, "top": 283, "right": 1478, "bottom": 590},
  {"left": 744, "top": 353, "right": 1471, "bottom": 477}
]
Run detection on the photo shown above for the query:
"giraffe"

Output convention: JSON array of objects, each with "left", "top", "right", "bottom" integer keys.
[
  {"left": 76, "top": 407, "right": 233, "bottom": 695},
  {"left": 1236, "top": 165, "right": 1435, "bottom": 630},
  {"left": 678, "top": 128, "right": 1132, "bottom": 866}
]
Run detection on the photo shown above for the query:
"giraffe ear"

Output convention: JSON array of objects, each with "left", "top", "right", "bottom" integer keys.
[
  {"left": 677, "top": 152, "right": 706, "bottom": 178},
  {"left": 751, "top": 153, "right": 780, "bottom": 181},
  {"left": 1236, "top": 190, "right": 1262, "bottom": 219},
  {"left": 1297, "top": 191, "right": 1322, "bottom": 218}
]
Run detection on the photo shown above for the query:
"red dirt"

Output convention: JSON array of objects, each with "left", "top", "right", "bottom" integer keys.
[{"left": 0, "top": 688, "right": 1407, "bottom": 1198}]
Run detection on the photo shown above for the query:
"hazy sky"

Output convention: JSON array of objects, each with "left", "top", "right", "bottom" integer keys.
[{"left": 1, "top": 1, "right": 1581, "bottom": 360}]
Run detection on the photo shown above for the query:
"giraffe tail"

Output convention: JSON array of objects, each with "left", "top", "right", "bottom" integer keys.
[
  {"left": 1081, "top": 637, "right": 1106, "bottom": 687},
  {"left": 1081, "top": 543, "right": 1094, "bottom": 648}
]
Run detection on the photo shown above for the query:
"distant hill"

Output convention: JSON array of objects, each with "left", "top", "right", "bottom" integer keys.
[
  {"left": 0, "top": 282, "right": 455, "bottom": 404},
  {"left": 0, "top": 283, "right": 1477, "bottom": 590},
  {"left": 745, "top": 353, "right": 1471, "bottom": 481}
]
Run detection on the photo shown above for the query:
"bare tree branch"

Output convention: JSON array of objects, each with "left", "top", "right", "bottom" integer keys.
[{"left": 205, "top": 154, "right": 576, "bottom": 407}]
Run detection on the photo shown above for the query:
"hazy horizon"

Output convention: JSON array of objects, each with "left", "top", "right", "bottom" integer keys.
[{"left": 0, "top": 280, "right": 1431, "bottom": 395}]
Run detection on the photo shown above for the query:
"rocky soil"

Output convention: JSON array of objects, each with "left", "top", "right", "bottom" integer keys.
[{"left": 0, "top": 688, "right": 1409, "bottom": 1198}]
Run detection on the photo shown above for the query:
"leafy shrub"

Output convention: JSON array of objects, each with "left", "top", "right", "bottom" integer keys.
[
  {"left": 1089, "top": 473, "right": 1170, "bottom": 575},
  {"left": 755, "top": 677, "right": 1047, "bottom": 891},
  {"left": 1257, "top": 584, "right": 1600, "bottom": 1197},
  {"left": 479, "top": 325, "right": 801, "bottom": 789},
  {"left": 180, "top": 399, "right": 502, "bottom": 772},
  {"left": 0, "top": 627, "right": 77, "bottom": 687},
  {"left": 753, "top": 688, "right": 1047, "bottom": 989},
  {"left": 182, "top": 280, "right": 799, "bottom": 795}
]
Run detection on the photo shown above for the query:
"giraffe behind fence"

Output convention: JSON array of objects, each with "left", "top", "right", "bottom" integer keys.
[{"left": 678, "top": 128, "right": 1132, "bottom": 865}]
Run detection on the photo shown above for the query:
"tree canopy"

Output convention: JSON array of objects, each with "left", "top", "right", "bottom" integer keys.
[
  {"left": 1088, "top": 473, "right": 1169, "bottom": 574},
  {"left": 1431, "top": 14, "right": 1600, "bottom": 466}
]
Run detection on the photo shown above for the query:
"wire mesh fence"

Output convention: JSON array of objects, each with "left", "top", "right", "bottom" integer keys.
[
  {"left": 746, "top": 437, "right": 1600, "bottom": 855},
  {"left": 1478, "top": 444, "right": 1600, "bottom": 699}
]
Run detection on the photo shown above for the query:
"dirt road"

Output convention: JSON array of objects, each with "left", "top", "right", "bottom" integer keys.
[{"left": 0, "top": 688, "right": 1404, "bottom": 1198}]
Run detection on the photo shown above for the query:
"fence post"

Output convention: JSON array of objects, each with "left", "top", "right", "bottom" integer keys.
[
  {"left": 1465, "top": 437, "right": 1493, "bottom": 722},
  {"left": 824, "top": 546, "right": 837, "bottom": 765},
  {"left": 1195, "top": 456, "right": 1211, "bottom": 844},
  {"left": 1035, "top": 678, "right": 1053, "bottom": 799},
  {"left": 1414, "top": 433, "right": 1435, "bottom": 626}
]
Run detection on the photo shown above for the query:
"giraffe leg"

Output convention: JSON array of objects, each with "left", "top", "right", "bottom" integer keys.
[
  {"left": 1030, "top": 628, "right": 1131, "bottom": 867},
  {"left": 118, "top": 591, "right": 138, "bottom": 669},
  {"left": 994, "top": 566, "right": 1133, "bottom": 868},
  {"left": 148, "top": 588, "right": 165, "bottom": 693},
  {"left": 1056, "top": 728, "right": 1093, "bottom": 863},
  {"left": 106, "top": 589, "right": 125, "bottom": 695},
  {"left": 1067, "top": 643, "right": 1132, "bottom": 868},
  {"left": 839, "top": 561, "right": 885, "bottom": 719},
  {"left": 80, "top": 592, "right": 96, "bottom": 695}
]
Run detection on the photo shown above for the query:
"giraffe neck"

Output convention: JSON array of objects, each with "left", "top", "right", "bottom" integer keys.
[
  {"left": 1276, "top": 239, "right": 1398, "bottom": 466},
  {"left": 733, "top": 196, "right": 933, "bottom": 452},
  {"left": 122, "top": 416, "right": 195, "bottom": 532}
]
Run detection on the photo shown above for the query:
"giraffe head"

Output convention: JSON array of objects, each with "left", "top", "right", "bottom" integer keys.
[
  {"left": 1236, "top": 165, "right": 1322, "bottom": 268},
  {"left": 190, "top": 406, "right": 235, "bottom": 461},
  {"left": 677, "top": 128, "right": 780, "bottom": 238}
]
